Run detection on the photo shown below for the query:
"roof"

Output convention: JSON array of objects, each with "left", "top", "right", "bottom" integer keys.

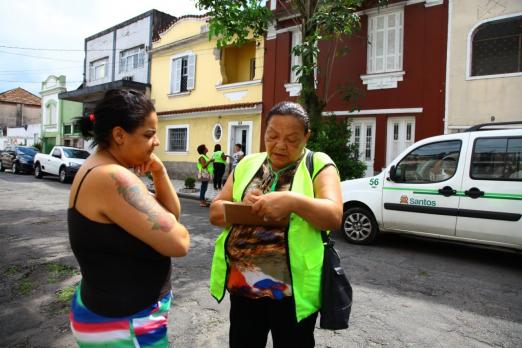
[
  {"left": 0, "top": 87, "right": 41, "bottom": 106},
  {"left": 153, "top": 14, "right": 209, "bottom": 43},
  {"left": 156, "top": 102, "right": 262, "bottom": 116}
]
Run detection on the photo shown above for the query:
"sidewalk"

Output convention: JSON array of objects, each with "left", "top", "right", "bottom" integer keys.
[{"left": 171, "top": 179, "right": 220, "bottom": 201}]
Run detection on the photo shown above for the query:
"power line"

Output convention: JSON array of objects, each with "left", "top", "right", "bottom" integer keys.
[
  {"left": 0, "top": 66, "right": 82, "bottom": 74},
  {"left": 0, "top": 79, "right": 83, "bottom": 84},
  {"left": 0, "top": 50, "right": 81, "bottom": 62}
]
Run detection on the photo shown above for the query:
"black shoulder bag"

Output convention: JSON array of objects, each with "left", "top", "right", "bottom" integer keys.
[{"left": 305, "top": 151, "right": 353, "bottom": 330}]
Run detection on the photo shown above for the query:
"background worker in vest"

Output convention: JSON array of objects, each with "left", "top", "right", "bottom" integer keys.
[
  {"left": 209, "top": 101, "right": 343, "bottom": 347},
  {"left": 197, "top": 144, "right": 214, "bottom": 207},
  {"left": 211, "top": 144, "right": 228, "bottom": 190}
]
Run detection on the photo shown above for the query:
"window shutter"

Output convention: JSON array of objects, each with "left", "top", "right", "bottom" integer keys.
[
  {"left": 138, "top": 51, "right": 145, "bottom": 68},
  {"left": 171, "top": 58, "right": 182, "bottom": 94},
  {"left": 187, "top": 54, "right": 196, "bottom": 90},
  {"left": 119, "top": 57, "right": 126, "bottom": 73},
  {"left": 291, "top": 31, "right": 302, "bottom": 82}
]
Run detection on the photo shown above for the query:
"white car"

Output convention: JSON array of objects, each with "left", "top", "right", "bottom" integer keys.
[
  {"left": 33, "top": 146, "right": 90, "bottom": 183},
  {"left": 339, "top": 122, "right": 522, "bottom": 251}
]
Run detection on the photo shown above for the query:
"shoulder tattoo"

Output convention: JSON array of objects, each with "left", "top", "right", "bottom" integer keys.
[{"left": 110, "top": 171, "right": 173, "bottom": 232}]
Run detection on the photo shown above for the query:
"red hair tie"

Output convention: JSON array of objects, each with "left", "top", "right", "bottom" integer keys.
[{"left": 89, "top": 113, "right": 96, "bottom": 122}]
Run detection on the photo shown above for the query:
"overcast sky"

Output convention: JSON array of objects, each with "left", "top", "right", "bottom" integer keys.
[{"left": 0, "top": 0, "right": 203, "bottom": 96}]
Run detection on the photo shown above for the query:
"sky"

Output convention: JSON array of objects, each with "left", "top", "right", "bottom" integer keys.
[{"left": 0, "top": 0, "right": 203, "bottom": 96}]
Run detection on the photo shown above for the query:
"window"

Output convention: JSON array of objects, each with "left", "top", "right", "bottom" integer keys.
[
  {"left": 395, "top": 140, "right": 461, "bottom": 183},
  {"left": 46, "top": 102, "right": 57, "bottom": 125},
  {"left": 367, "top": 10, "right": 403, "bottom": 74},
  {"left": 471, "top": 137, "right": 522, "bottom": 181},
  {"left": 365, "top": 126, "right": 373, "bottom": 160},
  {"left": 63, "top": 124, "right": 72, "bottom": 135},
  {"left": 354, "top": 125, "right": 361, "bottom": 159},
  {"left": 471, "top": 16, "right": 522, "bottom": 76},
  {"left": 171, "top": 55, "right": 196, "bottom": 94},
  {"left": 52, "top": 148, "right": 62, "bottom": 158},
  {"left": 89, "top": 57, "right": 108, "bottom": 81},
  {"left": 166, "top": 126, "right": 189, "bottom": 152},
  {"left": 249, "top": 58, "right": 256, "bottom": 80},
  {"left": 290, "top": 30, "right": 302, "bottom": 83},
  {"left": 119, "top": 46, "right": 145, "bottom": 73},
  {"left": 213, "top": 124, "right": 222, "bottom": 142}
]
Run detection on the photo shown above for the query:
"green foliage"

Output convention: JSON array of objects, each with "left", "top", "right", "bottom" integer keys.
[
  {"left": 56, "top": 284, "right": 76, "bottom": 304},
  {"left": 18, "top": 279, "right": 35, "bottom": 295},
  {"left": 307, "top": 115, "right": 366, "bottom": 180},
  {"left": 196, "top": 0, "right": 273, "bottom": 47},
  {"left": 32, "top": 142, "right": 43, "bottom": 152},
  {"left": 184, "top": 176, "right": 196, "bottom": 189},
  {"left": 46, "top": 263, "right": 78, "bottom": 284}
]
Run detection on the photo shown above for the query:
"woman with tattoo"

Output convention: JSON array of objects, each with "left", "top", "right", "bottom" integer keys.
[{"left": 67, "top": 90, "right": 190, "bottom": 347}]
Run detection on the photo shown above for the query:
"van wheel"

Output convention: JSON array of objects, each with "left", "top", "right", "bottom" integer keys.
[
  {"left": 34, "top": 164, "right": 43, "bottom": 179},
  {"left": 59, "top": 167, "right": 68, "bottom": 183},
  {"left": 340, "top": 207, "right": 379, "bottom": 245}
]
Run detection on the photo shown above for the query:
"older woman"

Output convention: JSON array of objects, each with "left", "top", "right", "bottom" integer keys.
[
  {"left": 209, "top": 101, "right": 342, "bottom": 348},
  {"left": 68, "top": 90, "right": 190, "bottom": 347}
]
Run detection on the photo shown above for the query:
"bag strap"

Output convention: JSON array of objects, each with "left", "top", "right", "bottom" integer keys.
[{"left": 305, "top": 150, "right": 334, "bottom": 246}]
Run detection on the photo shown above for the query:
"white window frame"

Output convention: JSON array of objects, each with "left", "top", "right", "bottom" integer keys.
[
  {"left": 89, "top": 57, "right": 108, "bottom": 81},
  {"left": 169, "top": 51, "right": 196, "bottom": 95},
  {"left": 366, "top": 9, "right": 404, "bottom": 74},
  {"left": 165, "top": 124, "right": 189, "bottom": 154},
  {"left": 119, "top": 46, "right": 145, "bottom": 73},
  {"left": 212, "top": 123, "right": 223, "bottom": 142},
  {"left": 466, "top": 12, "right": 522, "bottom": 80},
  {"left": 46, "top": 101, "right": 57, "bottom": 126},
  {"left": 290, "top": 29, "right": 303, "bottom": 83}
]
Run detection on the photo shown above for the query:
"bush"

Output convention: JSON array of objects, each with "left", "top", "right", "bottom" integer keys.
[
  {"left": 33, "top": 142, "right": 43, "bottom": 152},
  {"left": 307, "top": 115, "right": 366, "bottom": 180},
  {"left": 184, "top": 176, "right": 196, "bottom": 189}
]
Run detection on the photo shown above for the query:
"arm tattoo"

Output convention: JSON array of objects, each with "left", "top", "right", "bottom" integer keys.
[{"left": 110, "top": 171, "right": 173, "bottom": 232}]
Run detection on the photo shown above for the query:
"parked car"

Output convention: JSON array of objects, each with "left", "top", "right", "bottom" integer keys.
[
  {"left": 33, "top": 146, "right": 90, "bottom": 183},
  {"left": 0, "top": 145, "right": 40, "bottom": 174},
  {"left": 339, "top": 122, "right": 522, "bottom": 251}
]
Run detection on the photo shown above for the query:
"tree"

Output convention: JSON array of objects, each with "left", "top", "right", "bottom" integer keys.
[{"left": 196, "top": 0, "right": 386, "bottom": 179}]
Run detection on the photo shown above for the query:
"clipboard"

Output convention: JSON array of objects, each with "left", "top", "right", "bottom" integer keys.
[{"left": 223, "top": 202, "right": 289, "bottom": 227}]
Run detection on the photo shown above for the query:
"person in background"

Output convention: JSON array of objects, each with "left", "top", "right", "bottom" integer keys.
[
  {"left": 231, "top": 143, "right": 244, "bottom": 172},
  {"left": 197, "top": 144, "right": 214, "bottom": 207},
  {"left": 209, "top": 101, "right": 342, "bottom": 347},
  {"left": 69, "top": 89, "right": 190, "bottom": 347},
  {"left": 212, "top": 144, "right": 228, "bottom": 190}
]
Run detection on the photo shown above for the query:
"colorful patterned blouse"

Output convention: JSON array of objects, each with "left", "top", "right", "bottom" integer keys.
[{"left": 226, "top": 154, "right": 304, "bottom": 300}]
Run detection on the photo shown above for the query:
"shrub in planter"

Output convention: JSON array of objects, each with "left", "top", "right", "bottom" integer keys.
[{"left": 184, "top": 176, "right": 196, "bottom": 189}]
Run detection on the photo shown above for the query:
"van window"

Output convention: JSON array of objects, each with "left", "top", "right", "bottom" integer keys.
[
  {"left": 471, "top": 137, "right": 522, "bottom": 181},
  {"left": 395, "top": 140, "right": 461, "bottom": 183}
]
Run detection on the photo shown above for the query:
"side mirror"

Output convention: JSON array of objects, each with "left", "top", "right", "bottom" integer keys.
[{"left": 389, "top": 165, "right": 400, "bottom": 182}]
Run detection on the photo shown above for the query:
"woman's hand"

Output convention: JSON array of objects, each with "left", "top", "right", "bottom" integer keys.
[
  {"left": 251, "top": 191, "right": 293, "bottom": 222},
  {"left": 242, "top": 188, "right": 263, "bottom": 205},
  {"left": 134, "top": 153, "right": 165, "bottom": 176}
]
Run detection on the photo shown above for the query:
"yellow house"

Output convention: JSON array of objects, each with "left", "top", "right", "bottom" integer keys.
[{"left": 150, "top": 15, "right": 264, "bottom": 179}]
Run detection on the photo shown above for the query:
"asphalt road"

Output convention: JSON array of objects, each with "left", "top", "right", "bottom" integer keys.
[{"left": 0, "top": 171, "right": 521, "bottom": 347}]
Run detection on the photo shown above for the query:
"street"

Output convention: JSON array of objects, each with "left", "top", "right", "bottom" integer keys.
[{"left": 1, "top": 171, "right": 521, "bottom": 347}]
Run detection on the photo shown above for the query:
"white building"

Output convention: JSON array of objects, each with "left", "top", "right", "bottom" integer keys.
[{"left": 445, "top": 0, "right": 522, "bottom": 133}]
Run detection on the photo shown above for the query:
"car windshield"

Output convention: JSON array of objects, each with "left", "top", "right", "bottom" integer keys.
[
  {"left": 17, "top": 147, "right": 38, "bottom": 156},
  {"left": 63, "top": 148, "right": 90, "bottom": 159}
]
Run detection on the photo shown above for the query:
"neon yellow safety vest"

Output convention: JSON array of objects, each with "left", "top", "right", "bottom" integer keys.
[
  {"left": 209, "top": 149, "right": 335, "bottom": 322},
  {"left": 198, "top": 154, "right": 213, "bottom": 174},
  {"left": 213, "top": 151, "right": 226, "bottom": 164}
]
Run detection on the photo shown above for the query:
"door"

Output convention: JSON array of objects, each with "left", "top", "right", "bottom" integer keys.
[
  {"left": 386, "top": 117, "right": 415, "bottom": 166},
  {"left": 230, "top": 125, "right": 249, "bottom": 156},
  {"left": 48, "top": 147, "right": 62, "bottom": 174},
  {"left": 351, "top": 118, "right": 376, "bottom": 177},
  {"left": 382, "top": 136, "right": 465, "bottom": 236},
  {"left": 457, "top": 134, "right": 522, "bottom": 247}
]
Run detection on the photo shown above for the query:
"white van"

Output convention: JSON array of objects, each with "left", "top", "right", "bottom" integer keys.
[{"left": 339, "top": 123, "right": 522, "bottom": 251}]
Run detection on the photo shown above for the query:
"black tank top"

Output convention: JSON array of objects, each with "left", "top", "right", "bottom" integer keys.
[{"left": 68, "top": 166, "right": 171, "bottom": 317}]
